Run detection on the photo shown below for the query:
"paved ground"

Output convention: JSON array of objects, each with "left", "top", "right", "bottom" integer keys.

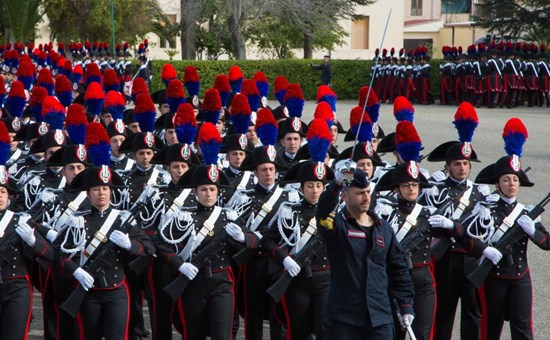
[{"left": 28, "top": 100, "right": 550, "bottom": 339}]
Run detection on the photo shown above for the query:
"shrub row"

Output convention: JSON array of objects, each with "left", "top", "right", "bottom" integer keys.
[{"left": 151, "top": 59, "right": 444, "bottom": 101}]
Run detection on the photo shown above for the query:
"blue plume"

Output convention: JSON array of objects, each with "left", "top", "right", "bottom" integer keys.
[
  {"left": 67, "top": 124, "right": 87, "bottom": 145},
  {"left": 308, "top": 137, "right": 331, "bottom": 163},
  {"left": 247, "top": 94, "right": 260, "bottom": 112},
  {"left": 104, "top": 84, "right": 120, "bottom": 93},
  {"left": 366, "top": 103, "right": 380, "bottom": 124},
  {"left": 176, "top": 124, "right": 198, "bottom": 145},
  {"left": 45, "top": 113, "right": 66, "bottom": 130},
  {"left": 351, "top": 122, "right": 373, "bottom": 143},
  {"left": 230, "top": 79, "right": 243, "bottom": 94},
  {"left": 18, "top": 76, "right": 34, "bottom": 91},
  {"left": 87, "top": 142, "right": 111, "bottom": 166},
  {"left": 42, "top": 83, "right": 55, "bottom": 96},
  {"left": 256, "top": 82, "right": 269, "bottom": 98},
  {"left": 396, "top": 142, "right": 422, "bottom": 162},
  {"left": 85, "top": 98, "right": 104, "bottom": 117},
  {"left": 219, "top": 91, "right": 230, "bottom": 107},
  {"left": 319, "top": 95, "right": 336, "bottom": 112},
  {"left": 200, "top": 140, "right": 221, "bottom": 165},
  {"left": 201, "top": 110, "right": 221, "bottom": 125},
  {"left": 285, "top": 97, "right": 304, "bottom": 118},
  {"left": 231, "top": 114, "right": 251, "bottom": 135},
  {"left": 6, "top": 97, "right": 26, "bottom": 118},
  {"left": 257, "top": 123, "right": 278, "bottom": 146},
  {"left": 504, "top": 133, "right": 526, "bottom": 157},
  {"left": 185, "top": 81, "right": 200, "bottom": 97},
  {"left": 453, "top": 119, "right": 477, "bottom": 143},
  {"left": 57, "top": 91, "right": 73, "bottom": 107},
  {"left": 275, "top": 90, "right": 286, "bottom": 105},
  {"left": 167, "top": 97, "right": 185, "bottom": 115},
  {"left": 0, "top": 142, "right": 10, "bottom": 165}
]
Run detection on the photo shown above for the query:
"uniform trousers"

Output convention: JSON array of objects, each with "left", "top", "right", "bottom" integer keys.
[
  {"left": 176, "top": 268, "right": 235, "bottom": 340},
  {"left": 394, "top": 265, "right": 435, "bottom": 340},
  {"left": 77, "top": 282, "right": 130, "bottom": 340},
  {"left": 324, "top": 319, "right": 394, "bottom": 340},
  {"left": 434, "top": 251, "right": 481, "bottom": 340},
  {"left": 280, "top": 269, "right": 330, "bottom": 340},
  {"left": 147, "top": 257, "right": 174, "bottom": 340},
  {"left": 0, "top": 277, "right": 33, "bottom": 340},
  {"left": 480, "top": 272, "right": 533, "bottom": 340}
]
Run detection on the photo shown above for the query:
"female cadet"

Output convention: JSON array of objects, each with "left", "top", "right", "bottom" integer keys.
[
  {"left": 0, "top": 120, "right": 54, "bottom": 340},
  {"left": 373, "top": 121, "right": 448, "bottom": 340},
  {"left": 154, "top": 122, "right": 260, "bottom": 339},
  {"left": 263, "top": 160, "right": 334, "bottom": 340},
  {"left": 53, "top": 164, "right": 155, "bottom": 340},
  {"left": 465, "top": 118, "right": 550, "bottom": 340}
]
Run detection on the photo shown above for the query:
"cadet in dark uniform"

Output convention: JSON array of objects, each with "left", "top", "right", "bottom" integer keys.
[
  {"left": 0, "top": 121, "right": 54, "bottom": 340},
  {"left": 277, "top": 116, "right": 307, "bottom": 169},
  {"left": 466, "top": 118, "right": 550, "bottom": 340},
  {"left": 154, "top": 164, "right": 259, "bottom": 340},
  {"left": 107, "top": 120, "right": 135, "bottom": 175},
  {"left": 222, "top": 133, "right": 256, "bottom": 190},
  {"left": 263, "top": 160, "right": 333, "bottom": 340},
  {"left": 316, "top": 162, "right": 415, "bottom": 340},
  {"left": 309, "top": 55, "right": 332, "bottom": 86},
  {"left": 11, "top": 122, "right": 50, "bottom": 183},
  {"left": 53, "top": 165, "right": 155, "bottom": 340}
]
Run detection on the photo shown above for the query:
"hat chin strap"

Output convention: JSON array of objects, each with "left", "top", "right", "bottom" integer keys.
[{"left": 496, "top": 184, "right": 516, "bottom": 202}]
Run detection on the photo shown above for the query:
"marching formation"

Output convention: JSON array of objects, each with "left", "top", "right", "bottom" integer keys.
[
  {"left": 0, "top": 40, "right": 549, "bottom": 340},
  {"left": 439, "top": 41, "right": 550, "bottom": 108}
]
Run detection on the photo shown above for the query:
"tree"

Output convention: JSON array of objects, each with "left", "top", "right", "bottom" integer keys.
[
  {"left": 179, "top": 0, "right": 203, "bottom": 60},
  {"left": 44, "top": 0, "right": 167, "bottom": 44},
  {"left": 473, "top": 0, "right": 550, "bottom": 42},
  {"left": 1, "top": 0, "right": 43, "bottom": 43}
]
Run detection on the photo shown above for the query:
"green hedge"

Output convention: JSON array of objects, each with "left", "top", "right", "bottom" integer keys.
[{"left": 151, "top": 59, "right": 444, "bottom": 101}]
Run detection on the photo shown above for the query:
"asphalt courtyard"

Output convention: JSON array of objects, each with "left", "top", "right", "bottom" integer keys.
[{"left": 28, "top": 100, "right": 550, "bottom": 339}]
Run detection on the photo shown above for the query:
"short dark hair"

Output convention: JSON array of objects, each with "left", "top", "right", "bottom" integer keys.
[{"left": 323, "top": 55, "right": 330, "bottom": 59}]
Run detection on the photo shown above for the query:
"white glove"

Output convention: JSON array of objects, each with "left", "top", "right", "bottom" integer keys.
[
  {"left": 73, "top": 267, "right": 94, "bottom": 291},
  {"left": 178, "top": 263, "right": 199, "bottom": 280},
  {"left": 400, "top": 313, "right": 415, "bottom": 328},
  {"left": 429, "top": 215, "right": 454, "bottom": 229},
  {"left": 225, "top": 222, "right": 245, "bottom": 243},
  {"left": 16, "top": 222, "right": 36, "bottom": 246},
  {"left": 483, "top": 246, "right": 503, "bottom": 265},
  {"left": 333, "top": 159, "right": 357, "bottom": 185},
  {"left": 517, "top": 215, "right": 536, "bottom": 236},
  {"left": 109, "top": 230, "right": 132, "bottom": 250},
  {"left": 282, "top": 256, "right": 301, "bottom": 277},
  {"left": 430, "top": 170, "right": 447, "bottom": 183},
  {"left": 46, "top": 229, "right": 58, "bottom": 243}
]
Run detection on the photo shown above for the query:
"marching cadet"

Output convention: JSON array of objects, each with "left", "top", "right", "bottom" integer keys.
[
  {"left": 423, "top": 102, "right": 489, "bottom": 340},
  {"left": 486, "top": 43, "right": 503, "bottom": 108},
  {"left": 472, "top": 44, "right": 487, "bottom": 107},
  {"left": 262, "top": 118, "right": 334, "bottom": 340},
  {"left": 440, "top": 46, "right": 456, "bottom": 105},
  {"left": 0, "top": 120, "right": 54, "bottom": 340},
  {"left": 524, "top": 44, "right": 539, "bottom": 107},
  {"left": 277, "top": 84, "right": 308, "bottom": 169},
  {"left": 536, "top": 44, "right": 550, "bottom": 107},
  {"left": 465, "top": 118, "right": 550, "bottom": 340},
  {"left": 154, "top": 123, "right": 259, "bottom": 340},
  {"left": 237, "top": 108, "right": 299, "bottom": 340},
  {"left": 316, "top": 161, "right": 415, "bottom": 339},
  {"left": 375, "top": 121, "right": 457, "bottom": 340},
  {"left": 502, "top": 43, "right": 520, "bottom": 108},
  {"left": 53, "top": 163, "right": 154, "bottom": 340},
  {"left": 154, "top": 113, "right": 178, "bottom": 146},
  {"left": 222, "top": 133, "right": 256, "bottom": 189},
  {"left": 107, "top": 120, "right": 135, "bottom": 174}
]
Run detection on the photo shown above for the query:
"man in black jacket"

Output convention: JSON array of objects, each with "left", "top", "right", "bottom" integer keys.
[
  {"left": 310, "top": 55, "right": 332, "bottom": 86},
  {"left": 316, "top": 160, "right": 415, "bottom": 339}
]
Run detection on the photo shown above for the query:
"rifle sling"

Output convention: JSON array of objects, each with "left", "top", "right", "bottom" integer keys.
[
  {"left": 250, "top": 186, "right": 284, "bottom": 232},
  {"left": 0, "top": 210, "right": 15, "bottom": 238},
  {"left": 396, "top": 203, "right": 422, "bottom": 243},
  {"left": 81, "top": 209, "right": 120, "bottom": 266},
  {"left": 179, "top": 206, "right": 222, "bottom": 262},
  {"left": 490, "top": 203, "right": 525, "bottom": 245},
  {"left": 290, "top": 217, "right": 317, "bottom": 255}
]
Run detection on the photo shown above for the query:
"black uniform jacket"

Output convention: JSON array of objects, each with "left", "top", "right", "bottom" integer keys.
[{"left": 316, "top": 182, "right": 415, "bottom": 328}]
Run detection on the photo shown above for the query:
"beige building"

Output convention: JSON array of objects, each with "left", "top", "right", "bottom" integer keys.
[{"left": 34, "top": 0, "right": 488, "bottom": 61}]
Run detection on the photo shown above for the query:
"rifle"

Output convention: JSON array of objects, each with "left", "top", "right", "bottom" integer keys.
[
  {"left": 0, "top": 197, "right": 58, "bottom": 282},
  {"left": 60, "top": 200, "right": 147, "bottom": 318},
  {"left": 164, "top": 230, "right": 231, "bottom": 301},
  {"left": 399, "top": 189, "right": 464, "bottom": 261},
  {"left": 432, "top": 168, "right": 532, "bottom": 260},
  {"left": 466, "top": 192, "right": 550, "bottom": 288},
  {"left": 266, "top": 234, "right": 325, "bottom": 303}
]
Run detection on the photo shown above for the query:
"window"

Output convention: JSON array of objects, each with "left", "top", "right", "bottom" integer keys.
[
  {"left": 411, "top": 0, "right": 423, "bottom": 16},
  {"left": 351, "top": 16, "right": 369, "bottom": 50},
  {"left": 442, "top": 0, "right": 471, "bottom": 14}
]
